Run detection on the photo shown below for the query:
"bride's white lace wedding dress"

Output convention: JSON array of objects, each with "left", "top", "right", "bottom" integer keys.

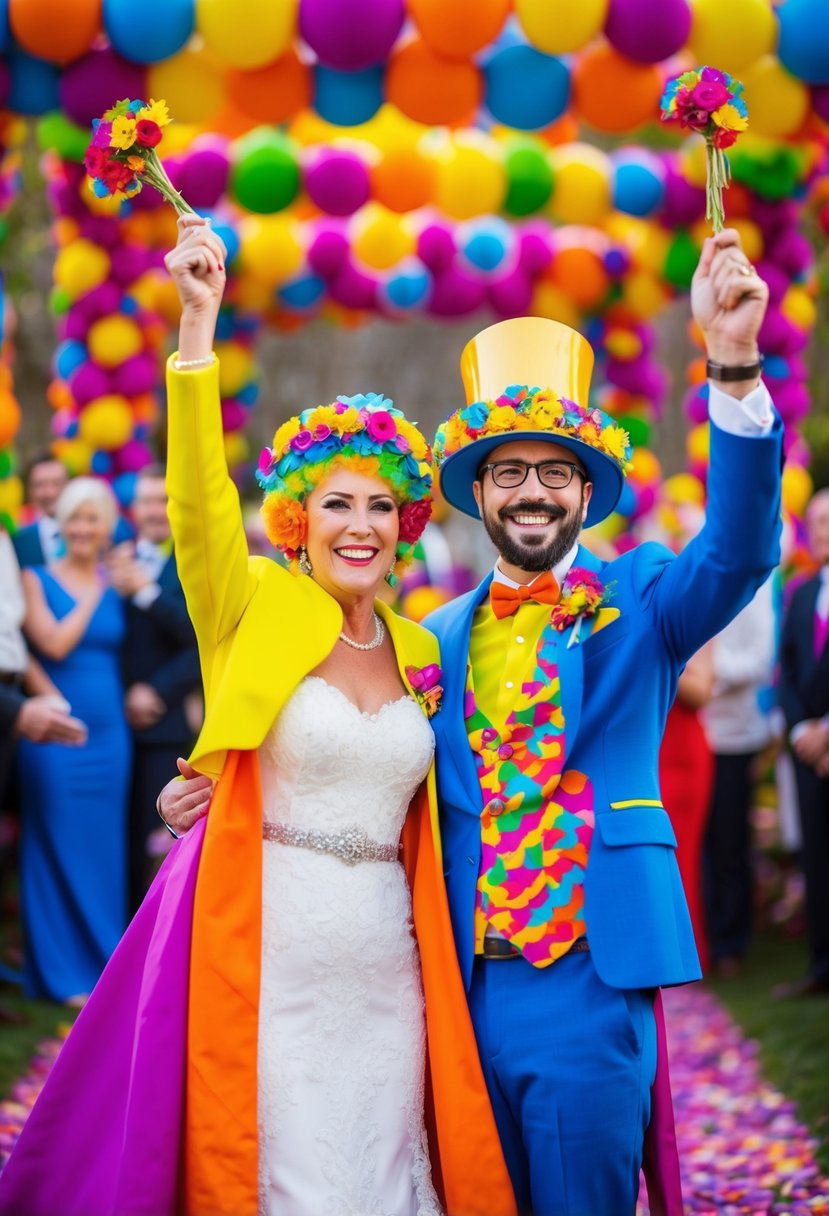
[{"left": 257, "top": 676, "right": 442, "bottom": 1216}]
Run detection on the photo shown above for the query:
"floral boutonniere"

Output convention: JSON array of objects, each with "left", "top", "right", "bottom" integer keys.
[
  {"left": 405, "top": 663, "right": 444, "bottom": 719},
  {"left": 550, "top": 568, "right": 610, "bottom": 647}
]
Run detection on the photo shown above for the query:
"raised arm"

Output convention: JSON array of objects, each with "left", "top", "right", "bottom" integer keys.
[{"left": 163, "top": 217, "right": 257, "bottom": 675}]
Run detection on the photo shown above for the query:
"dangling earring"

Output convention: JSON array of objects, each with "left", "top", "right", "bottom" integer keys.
[
  {"left": 298, "top": 546, "right": 313, "bottom": 577},
  {"left": 386, "top": 558, "right": 398, "bottom": 587}
]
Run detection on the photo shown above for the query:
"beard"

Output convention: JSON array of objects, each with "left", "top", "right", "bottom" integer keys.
[{"left": 480, "top": 492, "right": 585, "bottom": 574}]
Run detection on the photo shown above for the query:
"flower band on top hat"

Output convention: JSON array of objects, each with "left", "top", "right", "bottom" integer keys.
[
  {"left": 435, "top": 318, "right": 633, "bottom": 528},
  {"left": 256, "top": 392, "right": 433, "bottom": 576}
]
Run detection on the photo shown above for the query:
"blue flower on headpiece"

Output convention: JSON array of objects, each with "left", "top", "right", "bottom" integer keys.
[
  {"left": 348, "top": 430, "right": 383, "bottom": 456},
  {"left": 461, "top": 402, "right": 489, "bottom": 429},
  {"left": 336, "top": 392, "right": 394, "bottom": 411},
  {"left": 276, "top": 451, "right": 303, "bottom": 478}
]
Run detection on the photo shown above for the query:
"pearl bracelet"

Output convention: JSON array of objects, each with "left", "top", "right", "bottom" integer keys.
[{"left": 172, "top": 354, "right": 216, "bottom": 370}]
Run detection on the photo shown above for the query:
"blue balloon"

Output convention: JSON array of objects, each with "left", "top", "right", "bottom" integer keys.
[
  {"left": 6, "top": 46, "right": 60, "bottom": 115},
  {"left": 0, "top": 1, "right": 9, "bottom": 54},
  {"left": 778, "top": 0, "right": 829, "bottom": 85},
  {"left": 313, "top": 65, "right": 383, "bottom": 126},
  {"left": 113, "top": 471, "right": 138, "bottom": 506},
  {"left": 102, "top": 0, "right": 194, "bottom": 64},
  {"left": 461, "top": 219, "right": 512, "bottom": 275},
  {"left": 212, "top": 222, "right": 240, "bottom": 267},
  {"left": 55, "top": 341, "right": 87, "bottom": 381},
  {"left": 484, "top": 46, "right": 570, "bottom": 131},
  {"left": 612, "top": 155, "right": 666, "bottom": 217},
  {"left": 616, "top": 481, "right": 637, "bottom": 517},
  {"left": 381, "top": 264, "right": 430, "bottom": 311},
  {"left": 763, "top": 355, "right": 789, "bottom": 379},
  {"left": 278, "top": 273, "right": 326, "bottom": 310},
  {"left": 236, "top": 382, "right": 260, "bottom": 406},
  {"left": 91, "top": 451, "right": 113, "bottom": 475}
]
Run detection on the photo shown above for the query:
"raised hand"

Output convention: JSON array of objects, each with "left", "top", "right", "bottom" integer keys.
[
  {"left": 164, "top": 215, "right": 228, "bottom": 361},
  {"left": 690, "top": 228, "right": 768, "bottom": 371}
]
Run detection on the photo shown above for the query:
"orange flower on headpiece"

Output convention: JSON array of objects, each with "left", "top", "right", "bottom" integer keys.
[{"left": 261, "top": 496, "right": 307, "bottom": 557}]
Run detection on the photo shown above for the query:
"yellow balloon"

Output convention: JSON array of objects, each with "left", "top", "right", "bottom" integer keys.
[
  {"left": 435, "top": 133, "right": 506, "bottom": 219},
  {"left": 78, "top": 395, "right": 134, "bottom": 451},
  {"left": 352, "top": 204, "right": 416, "bottom": 270},
  {"left": 232, "top": 278, "right": 275, "bottom": 312},
  {"left": 238, "top": 215, "right": 304, "bottom": 287},
  {"left": 529, "top": 281, "right": 582, "bottom": 330},
  {"left": 781, "top": 286, "right": 817, "bottom": 332},
  {"left": 549, "top": 144, "right": 611, "bottom": 226},
  {"left": 729, "top": 219, "right": 764, "bottom": 263},
  {"left": 148, "top": 48, "right": 227, "bottom": 125},
  {"left": 52, "top": 438, "right": 93, "bottom": 476},
  {"left": 215, "top": 341, "right": 255, "bottom": 397},
  {"left": 53, "top": 240, "right": 110, "bottom": 301},
  {"left": 781, "top": 462, "right": 813, "bottom": 518},
  {"left": 629, "top": 447, "right": 661, "bottom": 485},
  {"left": 0, "top": 475, "right": 23, "bottom": 516},
  {"left": 87, "top": 315, "right": 144, "bottom": 368},
  {"left": 516, "top": 0, "right": 608, "bottom": 54},
  {"left": 621, "top": 273, "right": 669, "bottom": 320},
  {"left": 687, "top": 421, "right": 710, "bottom": 465},
  {"left": 223, "top": 431, "right": 250, "bottom": 469},
  {"left": 196, "top": 0, "right": 296, "bottom": 69},
  {"left": 741, "top": 56, "right": 810, "bottom": 138},
  {"left": 688, "top": 0, "right": 776, "bottom": 74},
  {"left": 584, "top": 510, "right": 625, "bottom": 542},
  {"left": 679, "top": 141, "right": 708, "bottom": 189},
  {"left": 663, "top": 472, "right": 706, "bottom": 507}
]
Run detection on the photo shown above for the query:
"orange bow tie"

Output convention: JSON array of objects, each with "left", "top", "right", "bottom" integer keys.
[{"left": 489, "top": 571, "right": 561, "bottom": 620}]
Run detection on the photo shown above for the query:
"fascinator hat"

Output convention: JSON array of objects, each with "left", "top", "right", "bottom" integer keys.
[
  {"left": 256, "top": 393, "right": 433, "bottom": 572},
  {"left": 434, "top": 318, "right": 632, "bottom": 528}
]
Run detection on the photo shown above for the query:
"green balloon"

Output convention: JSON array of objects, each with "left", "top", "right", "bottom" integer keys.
[
  {"left": 0, "top": 451, "right": 13, "bottom": 478},
  {"left": 503, "top": 140, "right": 554, "bottom": 216},
  {"left": 0, "top": 512, "right": 14, "bottom": 533},
  {"left": 36, "top": 112, "right": 90, "bottom": 163},
  {"left": 616, "top": 414, "right": 651, "bottom": 447},
  {"left": 50, "top": 286, "right": 72, "bottom": 316},
  {"left": 663, "top": 229, "right": 699, "bottom": 291},
  {"left": 0, "top": 218, "right": 8, "bottom": 248},
  {"left": 230, "top": 128, "right": 300, "bottom": 214},
  {"left": 730, "top": 146, "right": 805, "bottom": 202}
]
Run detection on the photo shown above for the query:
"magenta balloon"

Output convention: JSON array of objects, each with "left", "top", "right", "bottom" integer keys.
[
  {"left": 59, "top": 48, "right": 147, "bottom": 127},
  {"left": 221, "top": 400, "right": 249, "bottom": 432},
  {"left": 305, "top": 149, "right": 371, "bottom": 216},
  {"left": 0, "top": 62, "right": 9, "bottom": 110},
  {"left": 773, "top": 381, "right": 810, "bottom": 422},
  {"left": 427, "top": 267, "right": 487, "bottom": 317},
  {"left": 76, "top": 280, "right": 123, "bottom": 321},
  {"left": 758, "top": 308, "right": 806, "bottom": 355},
  {"left": 755, "top": 261, "right": 789, "bottom": 302},
  {"left": 79, "top": 215, "right": 122, "bottom": 248},
  {"left": 605, "top": 0, "right": 691, "bottom": 64},
  {"left": 300, "top": 0, "right": 404, "bottom": 70},
  {"left": 109, "top": 245, "right": 151, "bottom": 285},
  {"left": 115, "top": 439, "right": 154, "bottom": 473},
  {"left": 113, "top": 353, "right": 158, "bottom": 396},
  {"left": 48, "top": 179, "right": 84, "bottom": 220},
  {"left": 683, "top": 386, "right": 709, "bottom": 426},
  {"left": 328, "top": 262, "right": 378, "bottom": 310},
  {"left": 61, "top": 313, "right": 90, "bottom": 343},
  {"left": 661, "top": 164, "right": 705, "bottom": 226},
  {"left": 416, "top": 224, "right": 456, "bottom": 272},
  {"left": 174, "top": 148, "right": 230, "bottom": 210},
  {"left": 489, "top": 268, "right": 533, "bottom": 318},
  {"left": 307, "top": 222, "right": 349, "bottom": 277},
  {"left": 811, "top": 85, "right": 829, "bottom": 123},
  {"left": 630, "top": 484, "right": 657, "bottom": 520},
  {"left": 769, "top": 228, "right": 813, "bottom": 278},
  {"left": 516, "top": 224, "right": 554, "bottom": 274},
  {"left": 69, "top": 362, "right": 113, "bottom": 407}
]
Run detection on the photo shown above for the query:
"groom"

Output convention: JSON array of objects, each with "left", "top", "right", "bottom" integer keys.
[{"left": 422, "top": 228, "right": 780, "bottom": 1215}]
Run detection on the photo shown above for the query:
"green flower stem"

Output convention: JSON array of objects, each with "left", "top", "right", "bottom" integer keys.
[
  {"left": 139, "top": 150, "right": 195, "bottom": 215},
  {"left": 705, "top": 138, "right": 730, "bottom": 235}
]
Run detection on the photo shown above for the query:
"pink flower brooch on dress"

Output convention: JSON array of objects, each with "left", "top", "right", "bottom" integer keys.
[
  {"left": 550, "top": 568, "right": 610, "bottom": 646},
  {"left": 405, "top": 664, "right": 444, "bottom": 718}
]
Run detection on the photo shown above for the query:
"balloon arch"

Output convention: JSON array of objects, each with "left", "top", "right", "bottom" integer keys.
[{"left": 0, "top": 0, "right": 827, "bottom": 544}]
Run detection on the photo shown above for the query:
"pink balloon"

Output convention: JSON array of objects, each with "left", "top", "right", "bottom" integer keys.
[
  {"left": 605, "top": 0, "right": 691, "bottom": 63},
  {"left": 300, "top": 0, "right": 404, "bottom": 70},
  {"left": 221, "top": 400, "right": 249, "bottom": 432},
  {"left": 755, "top": 261, "right": 790, "bottom": 303},
  {"left": 758, "top": 308, "right": 808, "bottom": 355},
  {"left": 769, "top": 228, "right": 813, "bottom": 278},
  {"left": 115, "top": 439, "right": 154, "bottom": 473},
  {"left": 61, "top": 312, "right": 90, "bottom": 342},
  {"left": 307, "top": 221, "right": 349, "bottom": 277},
  {"left": 170, "top": 146, "right": 230, "bottom": 210},
  {"left": 811, "top": 84, "right": 829, "bottom": 124},
  {"left": 0, "top": 61, "right": 8, "bottom": 110},
  {"left": 416, "top": 223, "right": 456, "bottom": 272},
  {"left": 69, "top": 362, "right": 113, "bottom": 406},
  {"left": 489, "top": 268, "right": 533, "bottom": 318},
  {"left": 683, "top": 386, "right": 709, "bottom": 426},
  {"left": 78, "top": 216, "right": 122, "bottom": 248},
  {"left": 517, "top": 223, "right": 554, "bottom": 274},
  {"left": 328, "top": 262, "right": 378, "bottom": 310},
  {"left": 59, "top": 47, "right": 147, "bottom": 127},
  {"left": 305, "top": 149, "right": 371, "bottom": 215},
  {"left": 427, "top": 267, "right": 486, "bottom": 317},
  {"left": 773, "top": 381, "right": 810, "bottom": 422},
  {"left": 112, "top": 353, "right": 158, "bottom": 397},
  {"left": 75, "top": 280, "right": 123, "bottom": 321},
  {"left": 661, "top": 163, "right": 705, "bottom": 226},
  {"left": 110, "top": 245, "right": 151, "bottom": 286}
]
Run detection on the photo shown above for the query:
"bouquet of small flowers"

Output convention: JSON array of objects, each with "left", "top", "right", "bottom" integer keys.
[
  {"left": 660, "top": 67, "right": 749, "bottom": 234},
  {"left": 84, "top": 98, "right": 194, "bottom": 213}
]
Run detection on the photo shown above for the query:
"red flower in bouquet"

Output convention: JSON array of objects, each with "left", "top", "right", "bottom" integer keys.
[{"left": 398, "top": 498, "right": 432, "bottom": 545}]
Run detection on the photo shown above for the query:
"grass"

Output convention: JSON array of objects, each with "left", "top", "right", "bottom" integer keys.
[
  {"left": 706, "top": 927, "right": 829, "bottom": 1175},
  {"left": 0, "top": 989, "right": 76, "bottom": 1097}
]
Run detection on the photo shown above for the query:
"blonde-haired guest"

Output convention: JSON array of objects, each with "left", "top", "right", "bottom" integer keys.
[{"left": 19, "top": 475, "right": 132, "bottom": 1004}]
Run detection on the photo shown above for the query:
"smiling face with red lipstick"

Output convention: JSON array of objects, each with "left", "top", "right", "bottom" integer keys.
[{"left": 304, "top": 467, "right": 401, "bottom": 604}]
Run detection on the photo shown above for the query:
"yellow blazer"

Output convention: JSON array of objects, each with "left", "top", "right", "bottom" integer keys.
[{"left": 165, "top": 356, "right": 516, "bottom": 1216}]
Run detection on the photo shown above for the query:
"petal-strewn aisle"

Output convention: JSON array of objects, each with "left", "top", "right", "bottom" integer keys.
[{"left": 2, "top": 988, "right": 828, "bottom": 1212}]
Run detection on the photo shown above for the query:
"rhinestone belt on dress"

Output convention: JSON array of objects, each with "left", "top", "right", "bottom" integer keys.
[{"left": 262, "top": 820, "right": 399, "bottom": 865}]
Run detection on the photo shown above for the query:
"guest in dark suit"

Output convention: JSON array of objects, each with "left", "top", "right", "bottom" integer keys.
[
  {"left": 108, "top": 465, "right": 202, "bottom": 911},
  {"left": 12, "top": 452, "right": 69, "bottom": 568},
  {"left": 778, "top": 487, "right": 829, "bottom": 997}
]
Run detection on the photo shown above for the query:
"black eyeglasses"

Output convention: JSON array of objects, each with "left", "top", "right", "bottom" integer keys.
[{"left": 478, "top": 459, "right": 586, "bottom": 490}]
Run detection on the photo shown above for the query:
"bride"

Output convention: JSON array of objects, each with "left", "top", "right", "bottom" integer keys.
[{"left": 0, "top": 216, "right": 515, "bottom": 1216}]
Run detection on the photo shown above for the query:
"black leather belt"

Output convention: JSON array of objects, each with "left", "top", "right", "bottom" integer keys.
[
  {"left": 0, "top": 672, "right": 24, "bottom": 687},
  {"left": 481, "top": 936, "right": 590, "bottom": 960}
]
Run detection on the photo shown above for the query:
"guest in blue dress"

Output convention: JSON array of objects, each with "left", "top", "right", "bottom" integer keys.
[{"left": 19, "top": 477, "right": 132, "bottom": 1004}]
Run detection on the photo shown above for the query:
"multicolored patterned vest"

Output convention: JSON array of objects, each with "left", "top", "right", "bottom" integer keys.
[{"left": 468, "top": 626, "right": 594, "bottom": 967}]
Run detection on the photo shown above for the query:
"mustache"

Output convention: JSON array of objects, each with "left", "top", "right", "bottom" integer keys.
[{"left": 498, "top": 502, "right": 566, "bottom": 523}]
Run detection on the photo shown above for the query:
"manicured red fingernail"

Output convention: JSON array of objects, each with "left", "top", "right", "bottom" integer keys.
[{"left": 218, "top": 263, "right": 224, "bottom": 271}]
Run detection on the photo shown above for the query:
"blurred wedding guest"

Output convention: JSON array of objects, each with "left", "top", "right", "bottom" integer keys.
[
  {"left": 777, "top": 488, "right": 829, "bottom": 997},
  {"left": 11, "top": 451, "right": 68, "bottom": 568},
  {"left": 659, "top": 644, "right": 715, "bottom": 972},
  {"left": 108, "top": 465, "right": 201, "bottom": 911},
  {"left": 702, "top": 576, "right": 776, "bottom": 978},
  {"left": 19, "top": 477, "right": 132, "bottom": 1004}
]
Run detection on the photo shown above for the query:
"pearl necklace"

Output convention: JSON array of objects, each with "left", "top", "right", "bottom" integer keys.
[{"left": 338, "top": 611, "right": 385, "bottom": 651}]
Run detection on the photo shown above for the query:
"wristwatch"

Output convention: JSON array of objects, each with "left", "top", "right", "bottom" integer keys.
[{"left": 706, "top": 356, "right": 764, "bottom": 382}]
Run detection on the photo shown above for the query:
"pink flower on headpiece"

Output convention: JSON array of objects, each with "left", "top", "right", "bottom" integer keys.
[
  {"left": 690, "top": 79, "right": 731, "bottom": 112},
  {"left": 365, "top": 410, "right": 397, "bottom": 443},
  {"left": 258, "top": 446, "right": 274, "bottom": 474},
  {"left": 314, "top": 424, "right": 332, "bottom": 441},
  {"left": 290, "top": 429, "right": 314, "bottom": 454},
  {"left": 398, "top": 498, "right": 432, "bottom": 545},
  {"left": 394, "top": 434, "right": 411, "bottom": 454}
]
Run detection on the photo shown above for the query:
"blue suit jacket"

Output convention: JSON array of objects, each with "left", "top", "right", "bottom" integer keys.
[{"left": 426, "top": 417, "right": 783, "bottom": 993}]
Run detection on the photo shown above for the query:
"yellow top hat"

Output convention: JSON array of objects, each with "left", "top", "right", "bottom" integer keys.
[{"left": 460, "top": 317, "right": 594, "bottom": 409}]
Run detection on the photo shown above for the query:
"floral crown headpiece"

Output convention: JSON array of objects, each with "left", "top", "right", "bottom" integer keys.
[
  {"left": 433, "top": 386, "right": 632, "bottom": 474},
  {"left": 256, "top": 392, "right": 433, "bottom": 570}
]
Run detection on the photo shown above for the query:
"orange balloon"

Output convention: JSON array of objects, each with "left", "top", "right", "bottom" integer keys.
[
  {"left": 227, "top": 49, "right": 311, "bottom": 124},
  {"left": 387, "top": 38, "right": 482, "bottom": 127},
  {"left": 47, "top": 380, "right": 74, "bottom": 411},
  {"left": 0, "top": 391, "right": 21, "bottom": 447},
  {"left": 407, "top": 0, "right": 510, "bottom": 60},
  {"left": 572, "top": 44, "right": 662, "bottom": 134},
  {"left": 549, "top": 246, "right": 609, "bottom": 310},
  {"left": 371, "top": 144, "right": 437, "bottom": 212},
  {"left": 9, "top": 0, "right": 100, "bottom": 63}
]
